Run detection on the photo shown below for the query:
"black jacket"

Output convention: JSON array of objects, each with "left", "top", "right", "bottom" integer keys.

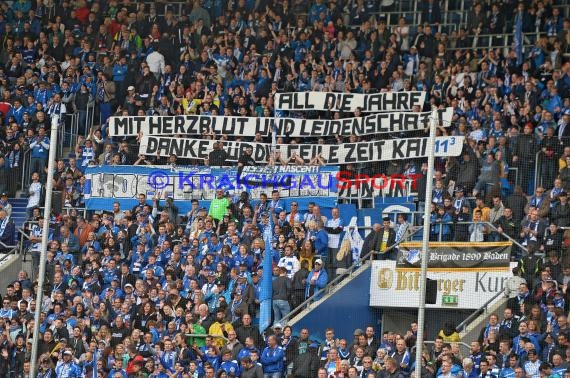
[
  {"left": 361, "top": 228, "right": 396, "bottom": 258},
  {"left": 291, "top": 348, "right": 319, "bottom": 378}
]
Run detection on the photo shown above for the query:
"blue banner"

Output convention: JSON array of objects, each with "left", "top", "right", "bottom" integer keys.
[
  {"left": 259, "top": 206, "right": 274, "bottom": 333},
  {"left": 83, "top": 165, "right": 339, "bottom": 214},
  {"left": 515, "top": 11, "right": 523, "bottom": 66}
]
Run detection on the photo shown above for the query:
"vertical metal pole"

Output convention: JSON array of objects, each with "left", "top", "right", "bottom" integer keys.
[
  {"left": 414, "top": 111, "right": 437, "bottom": 378},
  {"left": 30, "top": 115, "right": 59, "bottom": 376}
]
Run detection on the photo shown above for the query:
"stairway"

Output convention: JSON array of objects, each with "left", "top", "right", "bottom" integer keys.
[
  {"left": 9, "top": 198, "right": 28, "bottom": 230},
  {"left": 284, "top": 263, "right": 378, "bottom": 341}
]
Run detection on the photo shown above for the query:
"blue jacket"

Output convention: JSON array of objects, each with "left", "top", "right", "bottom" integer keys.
[
  {"left": 29, "top": 136, "right": 50, "bottom": 159},
  {"left": 305, "top": 268, "right": 328, "bottom": 300},
  {"left": 0, "top": 219, "right": 15, "bottom": 247},
  {"left": 314, "top": 229, "right": 328, "bottom": 255},
  {"left": 260, "top": 345, "right": 285, "bottom": 374}
]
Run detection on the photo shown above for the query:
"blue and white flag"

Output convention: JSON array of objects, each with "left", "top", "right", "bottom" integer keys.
[{"left": 515, "top": 11, "right": 523, "bottom": 66}]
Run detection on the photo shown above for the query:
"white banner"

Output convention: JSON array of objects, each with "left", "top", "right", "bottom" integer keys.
[
  {"left": 275, "top": 91, "right": 427, "bottom": 112},
  {"left": 139, "top": 135, "right": 464, "bottom": 165},
  {"left": 108, "top": 108, "right": 452, "bottom": 138},
  {"left": 370, "top": 261, "right": 516, "bottom": 309}
]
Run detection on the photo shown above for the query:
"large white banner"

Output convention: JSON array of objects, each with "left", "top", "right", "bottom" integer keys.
[
  {"left": 275, "top": 91, "right": 427, "bottom": 112},
  {"left": 370, "top": 261, "right": 515, "bottom": 309},
  {"left": 108, "top": 108, "right": 452, "bottom": 138},
  {"left": 138, "top": 135, "right": 464, "bottom": 165}
]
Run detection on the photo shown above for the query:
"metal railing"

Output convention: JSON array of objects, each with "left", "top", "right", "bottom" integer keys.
[
  {"left": 278, "top": 226, "right": 424, "bottom": 326},
  {"left": 455, "top": 289, "right": 506, "bottom": 333},
  {"left": 20, "top": 149, "right": 32, "bottom": 192}
]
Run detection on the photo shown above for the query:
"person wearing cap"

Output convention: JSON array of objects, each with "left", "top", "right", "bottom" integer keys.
[
  {"left": 55, "top": 349, "right": 82, "bottom": 377},
  {"left": 305, "top": 258, "right": 328, "bottom": 301}
]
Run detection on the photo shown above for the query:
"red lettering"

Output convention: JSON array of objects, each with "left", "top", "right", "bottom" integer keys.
[
  {"left": 370, "top": 174, "right": 389, "bottom": 190},
  {"left": 335, "top": 171, "right": 355, "bottom": 190},
  {"left": 390, "top": 174, "right": 406, "bottom": 190},
  {"left": 406, "top": 174, "right": 422, "bottom": 190}
]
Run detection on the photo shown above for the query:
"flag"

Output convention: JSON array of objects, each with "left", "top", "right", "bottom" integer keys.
[
  {"left": 259, "top": 209, "right": 274, "bottom": 333},
  {"left": 92, "top": 347, "right": 97, "bottom": 378},
  {"left": 271, "top": 121, "right": 277, "bottom": 153},
  {"left": 514, "top": 11, "right": 523, "bottom": 66}
]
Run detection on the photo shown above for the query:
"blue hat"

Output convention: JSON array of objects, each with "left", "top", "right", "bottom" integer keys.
[
  {"left": 208, "top": 271, "right": 216, "bottom": 277},
  {"left": 565, "top": 109, "right": 570, "bottom": 116}
]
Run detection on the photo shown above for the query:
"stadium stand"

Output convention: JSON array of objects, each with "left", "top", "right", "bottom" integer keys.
[{"left": 0, "top": 0, "right": 569, "bottom": 377}]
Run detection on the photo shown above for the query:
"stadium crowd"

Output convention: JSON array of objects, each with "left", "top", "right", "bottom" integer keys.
[{"left": 0, "top": 0, "right": 568, "bottom": 377}]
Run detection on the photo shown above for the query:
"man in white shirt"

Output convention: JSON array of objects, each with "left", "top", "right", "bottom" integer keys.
[
  {"left": 277, "top": 245, "right": 300, "bottom": 279},
  {"left": 146, "top": 45, "right": 165, "bottom": 80}
]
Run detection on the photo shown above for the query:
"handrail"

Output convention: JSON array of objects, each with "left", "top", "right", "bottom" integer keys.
[
  {"left": 455, "top": 289, "right": 505, "bottom": 333},
  {"left": 278, "top": 226, "right": 425, "bottom": 326},
  {"left": 20, "top": 149, "right": 32, "bottom": 192},
  {"left": 534, "top": 150, "right": 543, "bottom": 190}
]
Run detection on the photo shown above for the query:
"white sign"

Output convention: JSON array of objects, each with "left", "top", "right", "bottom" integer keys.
[
  {"left": 370, "top": 261, "right": 516, "bottom": 309},
  {"left": 139, "top": 135, "right": 465, "bottom": 165},
  {"left": 108, "top": 108, "right": 453, "bottom": 138},
  {"left": 275, "top": 91, "right": 427, "bottom": 112}
]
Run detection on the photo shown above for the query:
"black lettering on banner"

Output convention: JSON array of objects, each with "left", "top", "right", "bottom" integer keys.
[
  {"left": 344, "top": 143, "right": 357, "bottom": 163},
  {"left": 140, "top": 136, "right": 462, "bottom": 163},
  {"left": 396, "top": 92, "right": 410, "bottom": 110},
  {"left": 111, "top": 117, "right": 131, "bottom": 136},
  {"left": 174, "top": 116, "right": 187, "bottom": 134},
  {"left": 390, "top": 113, "right": 402, "bottom": 132},
  {"left": 402, "top": 113, "right": 418, "bottom": 131},
  {"left": 148, "top": 117, "right": 162, "bottom": 135},
  {"left": 161, "top": 116, "right": 174, "bottom": 134},
  {"left": 417, "top": 113, "right": 430, "bottom": 129},
  {"left": 328, "top": 145, "right": 340, "bottom": 164},
  {"left": 339, "top": 94, "right": 354, "bottom": 112},
  {"left": 279, "top": 93, "right": 293, "bottom": 109},
  {"left": 200, "top": 116, "right": 213, "bottom": 134},
  {"left": 356, "top": 143, "right": 370, "bottom": 161},
  {"left": 170, "top": 137, "right": 183, "bottom": 157},
  {"left": 300, "top": 119, "right": 312, "bottom": 136},
  {"left": 407, "top": 138, "right": 422, "bottom": 158},
  {"left": 133, "top": 117, "right": 145, "bottom": 135},
  {"left": 158, "top": 137, "right": 171, "bottom": 156},
  {"left": 323, "top": 93, "right": 337, "bottom": 111},
  {"left": 392, "top": 139, "right": 406, "bottom": 159},
  {"left": 197, "top": 140, "right": 209, "bottom": 159},
  {"left": 145, "top": 136, "right": 158, "bottom": 154},
  {"left": 410, "top": 92, "right": 422, "bottom": 109},
  {"left": 382, "top": 93, "right": 396, "bottom": 111},
  {"left": 364, "top": 94, "right": 380, "bottom": 112}
]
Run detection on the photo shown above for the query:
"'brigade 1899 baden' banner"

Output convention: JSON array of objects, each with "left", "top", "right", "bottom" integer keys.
[{"left": 396, "top": 242, "right": 512, "bottom": 271}]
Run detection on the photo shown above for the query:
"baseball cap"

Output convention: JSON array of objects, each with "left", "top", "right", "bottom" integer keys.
[
  {"left": 124, "top": 283, "right": 134, "bottom": 289},
  {"left": 127, "top": 85, "right": 135, "bottom": 91},
  {"left": 314, "top": 258, "right": 323, "bottom": 266},
  {"left": 273, "top": 323, "right": 283, "bottom": 329},
  {"left": 0, "top": 192, "right": 7, "bottom": 197},
  {"left": 63, "top": 350, "right": 73, "bottom": 356}
]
